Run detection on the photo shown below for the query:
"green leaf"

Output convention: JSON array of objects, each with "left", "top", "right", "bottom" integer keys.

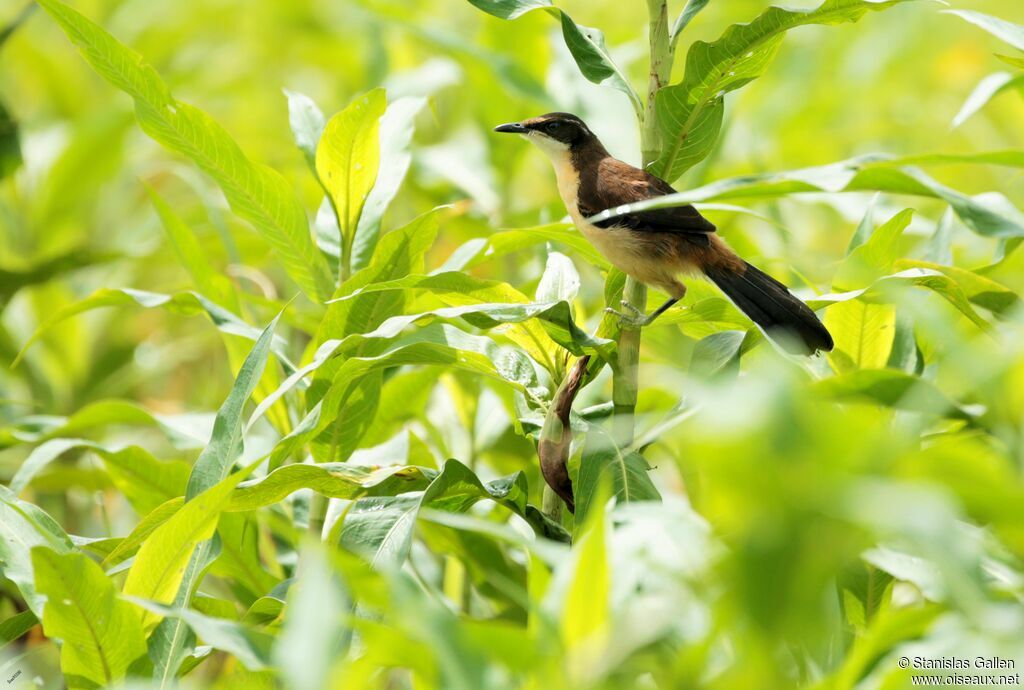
[
  {"left": 0, "top": 99, "right": 20, "bottom": 180},
  {"left": 36, "top": 0, "right": 333, "bottom": 301},
  {"left": 0, "top": 486, "right": 75, "bottom": 615},
  {"left": 273, "top": 546, "right": 348, "bottom": 690},
  {"left": 339, "top": 460, "right": 559, "bottom": 567},
  {"left": 102, "top": 498, "right": 184, "bottom": 568},
  {"left": 996, "top": 53, "right": 1024, "bottom": 70},
  {"left": 810, "top": 268, "right": 994, "bottom": 333},
  {"left": 952, "top": 72, "right": 1024, "bottom": 128},
  {"left": 652, "top": 0, "right": 916, "bottom": 181},
  {"left": 11, "top": 439, "right": 188, "bottom": 515},
  {"left": 944, "top": 9, "right": 1024, "bottom": 52},
  {"left": 32, "top": 548, "right": 147, "bottom": 688},
  {"left": 284, "top": 89, "right": 326, "bottom": 171},
  {"left": 1, "top": 398, "right": 212, "bottom": 450},
  {"left": 330, "top": 272, "right": 613, "bottom": 360},
  {"left": 185, "top": 315, "right": 280, "bottom": 498},
  {"left": 226, "top": 463, "right": 435, "bottom": 512},
  {"left": 815, "top": 370, "right": 976, "bottom": 418},
  {"left": 440, "top": 223, "right": 607, "bottom": 273},
  {"left": 466, "top": 0, "right": 551, "bottom": 20},
  {"left": 123, "top": 462, "right": 258, "bottom": 632},
  {"left": 317, "top": 89, "right": 387, "bottom": 274},
  {"left": 834, "top": 209, "right": 914, "bottom": 291},
  {"left": 464, "top": 2, "right": 642, "bottom": 115},
  {"left": 894, "top": 260, "right": 1020, "bottom": 316},
  {"left": 13, "top": 287, "right": 293, "bottom": 371},
  {"left": 536, "top": 250, "right": 581, "bottom": 304},
  {"left": 589, "top": 154, "right": 1024, "bottom": 240},
  {"left": 573, "top": 429, "right": 661, "bottom": 524},
  {"left": 561, "top": 476, "right": 610, "bottom": 681},
  {"left": 0, "top": 610, "right": 38, "bottom": 650},
  {"left": 352, "top": 96, "right": 426, "bottom": 273},
  {"left": 129, "top": 598, "right": 273, "bottom": 671},
  {"left": 147, "top": 186, "right": 239, "bottom": 311},
  {"left": 823, "top": 300, "right": 896, "bottom": 373},
  {"left": 319, "top": 210, "right": 440, "bottom": 341}
]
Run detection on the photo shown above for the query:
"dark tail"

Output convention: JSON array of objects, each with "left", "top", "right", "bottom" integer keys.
[{"left": 705, "top": 261, "right": 833, "bottom": 355}]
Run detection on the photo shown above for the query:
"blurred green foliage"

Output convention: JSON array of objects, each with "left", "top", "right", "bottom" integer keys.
[{"left": 1, "top": 0, "right": 1024, "bottom": 688}]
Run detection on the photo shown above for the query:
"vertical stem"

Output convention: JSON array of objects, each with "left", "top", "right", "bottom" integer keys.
[
  {"left": 308, "top": 493, "right": 328, "bottom": 539},
  {"left": 613, "top": 0, "right": 673, "bottom": 448}
]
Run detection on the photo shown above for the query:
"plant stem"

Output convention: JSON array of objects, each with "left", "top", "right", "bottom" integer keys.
[
  {"left": 308, "top": 493, "right": 328, "bottom": 539},
  {"left": 612, "top": 0, "right": 674, "bottom": 449}
]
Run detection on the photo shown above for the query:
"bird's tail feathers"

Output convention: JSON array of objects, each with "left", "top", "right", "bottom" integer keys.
[{"left": 705, "top": 261, "right": 833, "bottom": 355}]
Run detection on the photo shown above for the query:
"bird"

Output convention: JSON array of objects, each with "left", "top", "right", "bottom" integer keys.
[{"left": 494, "top": 112, "right": 833, "bottom": 355}]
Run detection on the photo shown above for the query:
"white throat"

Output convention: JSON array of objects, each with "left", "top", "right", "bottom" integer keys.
[{"left": 522, "top": 132, "right": 578, "bottom": 216}]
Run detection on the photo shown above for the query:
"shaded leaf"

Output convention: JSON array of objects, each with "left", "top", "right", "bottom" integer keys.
[
  {"left": 32, "top": 548, "right": 147, "bottom": 688},
  {"left": 824, "top": 300, "right": 896, "bottom": 373}
]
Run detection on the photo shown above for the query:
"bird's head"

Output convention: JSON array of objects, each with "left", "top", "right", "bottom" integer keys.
[{"left": 493, "top": 112, "right": 598, "bottom": 158}]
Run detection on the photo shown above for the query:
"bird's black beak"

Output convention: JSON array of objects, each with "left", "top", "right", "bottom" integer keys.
[{"left": 494, "top": 122, "right": 528, "bottom": 134}]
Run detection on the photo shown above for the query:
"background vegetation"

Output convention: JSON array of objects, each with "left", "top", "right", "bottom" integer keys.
[{"left": 2, "top": 0, "right": 1024, "bottom": 688}]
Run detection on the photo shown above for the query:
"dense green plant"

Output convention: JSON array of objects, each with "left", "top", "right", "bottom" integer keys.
[{"left": 1, "top": 0, "right": 1023, "bottom": 688}]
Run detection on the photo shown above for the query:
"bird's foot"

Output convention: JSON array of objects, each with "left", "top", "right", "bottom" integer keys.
[{"left": 604, "top": 300, "right": 656, "bottom": 328}]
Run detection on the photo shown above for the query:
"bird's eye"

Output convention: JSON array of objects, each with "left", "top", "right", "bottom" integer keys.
[{"left": 545, "top": 121, "right": 560, "bottom": 133}]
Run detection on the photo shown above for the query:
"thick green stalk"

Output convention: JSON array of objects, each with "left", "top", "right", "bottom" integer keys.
[{"left": 613, "top": 0, "right": 673, "bottom": 447}]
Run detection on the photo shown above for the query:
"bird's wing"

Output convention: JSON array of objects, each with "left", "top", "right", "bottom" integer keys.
[{"left": 581, "top": 158, "right": 715, "bottom": 234}]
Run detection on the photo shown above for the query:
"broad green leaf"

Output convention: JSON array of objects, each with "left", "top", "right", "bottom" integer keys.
[
  {"left": 32, "top": 548, "right": 147, "bottom": 688},
  {"left": 36, "top": 0, "right": 333, "bottom": 300},
  {"left": 316, "top": 89, "right": 387, "bottom": 274},
  {"left": 536, "top": 250, "right": 581, "bottom": 304},
  {"left": 894, "top": 260, "right": 1020, "bottom": 316},
  {"left": 352, "top": 96, "right": 427, "bottom": 272},
  {"left": 331, "top": 272, "right": 613, "bottom": 360},
  {"left": 834, "top": 209, "right": 914, "bottom": 291},
  {"left": 145, "top": 538, "right": 222, "bottom": 688},
  {"left": 810, "top": 268, "right": 993, "bottom": 332},
  {"left": 839, "top": 563, "right": 893, "bottom": 633},
  {"left": 185, "top": 315, "right": 279, "bottom": 498},
  {"left": 952, "top": 72, "right": 1024, "bottom": 128},
  {"left": 573, "top": 428, "right": 661, "bottom": 524},
  {"left": 561, "top": 478, "right": 610, "bottom": 683},
  {"left": 824, "top": 300, "right": 896, "bottom": 373},
  {"left": 466, "top": 0, "right": 551, "bottom": 20},
  {"left": 339, "top": 460, "right": 560, "bottom": 567},
  {"left": 226, "top": 463, "right": 435, "bottom": 512},
  {"left": 319, "top": 209, "right": 440, "bottom": 344},
  {"left": 129, "top": 599, "right": 273, "bottom": 671},
  {"left": 11, "top": 439, "right": 188, "bottom": 515},
  {"left": 590, "top": 154, "right": 1024, "bottom": 240},
  {"left": 284, "top": 89, "right": 326, "bottom": 170},
  {"left": 13, "top": 287, "right": 293, "bottom": 371},
  {"left": 814, "top": 370, "right": 976, "bottom": 419},
  {"left": 652, "top": 0, "right": 916, "bottom": 181},
  {"left": 944, "top": 9, "right": 1024, "bottom": 52},
  {"left": 439, "top": 223, "right": 607, "bottom": 273},
  {"left": 123, "top": 462, "right": 258, "bottom": 632},
  {"left": 310, "top": 211, "right": 439, "bottom": 461},
  {"left": 465, "top": 2, "right": 642, "bottom": 115},
  {"left": 0, "top": 486, "right": 75, "bottom": 615},
  {"left": 273, "top": 546, "right": 348, "bottom": 690},
  {"left": 0, "top": 611, "right": 37, "bottom": 650},
  {"left": 690, "top": 330, "right": 755, "bottom": 378},
  {"left": 0, "top": 398, "right": 213, "bottom": 450},
  {"left": 102, "top": 497, "right": 184, "bottom": 568}
]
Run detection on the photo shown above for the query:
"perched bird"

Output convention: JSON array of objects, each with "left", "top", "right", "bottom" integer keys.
[{"left": 495, "top": 112, "right": 833, "bottom": 354}]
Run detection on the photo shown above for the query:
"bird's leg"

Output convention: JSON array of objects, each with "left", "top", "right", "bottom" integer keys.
[{"left": 605, "top": 296, "right": 680, "bottom": 328}]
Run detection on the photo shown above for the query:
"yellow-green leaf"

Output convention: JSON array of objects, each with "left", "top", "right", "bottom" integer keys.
[
  {"left": 824, "top": 299, "right": 896, "bottom": 372},
  {"left": 32, "top": 548, "right": 147, "bottom": 688}
]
